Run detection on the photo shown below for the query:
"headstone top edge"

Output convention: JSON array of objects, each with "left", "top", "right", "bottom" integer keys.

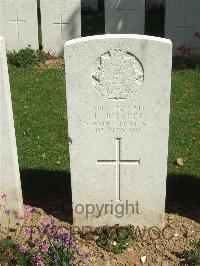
[{"left": 64, "top": 34, "right": 172, "bottom": 48}]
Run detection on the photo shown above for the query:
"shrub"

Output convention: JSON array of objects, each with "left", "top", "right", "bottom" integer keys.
[
  {"left": 7, "top": 46, "right": 52, "bottom": 68},
  {"left": 7, "top": 46, "right": 38, "bottom": 67}
]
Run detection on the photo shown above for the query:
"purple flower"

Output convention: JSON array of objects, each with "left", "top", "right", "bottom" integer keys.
[
  {"left": 82, "top": 252, "right": 89, "bottom": 263},
  {"left": 23, "top": 227, "right": 32, "bottom": 235},
  {"left": 36, "top": 260, "right": 44, "bottom": 266},
  {"left": 41, "top": 228, "right": 47, "bottom": 235},
  {"left": 53, "top": 255, "right": 60, "bottom": 262},
  {"left": 60, "top": 227, "right": 69, "bottom": 237},
  {"left": 0, "top": 192, "right": 7, "bottom": 201},
  {"left": 73, "top": 246, "right": 79, "bottom": 254},
  {"left": 18, "top": 214, "right": 28, "bottom": 220},
  {"left": 41, "top": 241, "right": 49, "bottom": 253},
  {"left": 19, "top": 245, "right": 28, "bottom": 253},
  {"left": 41, "top": 220, "right": 53, "bottom": 228},
  {"left": 50, "top": 227, "right": 57, "bottom": 237},
  {"left": 70, "top": 235, "right": 76, "bottom": 245},
  {"left": 25, "top": 205, "right": 33, "bottom": 212},
  {"left": 34, "top": 252, "right": 42, "bottom": 262}
]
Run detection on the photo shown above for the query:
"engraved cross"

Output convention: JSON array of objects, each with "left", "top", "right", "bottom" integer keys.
[
  {"left": 54, "top": 14, "right": 69, "bottom": 39},
  {"left": 8, "top": 12, "right": 25, "bottom": 38},
  {"left": 97, "top": 138, "right": 140, "bottom": 201}
]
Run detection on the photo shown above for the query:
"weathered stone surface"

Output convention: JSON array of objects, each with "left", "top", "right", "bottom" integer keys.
[
  {"left": 165, "top": 0, "right": 200, "bottom": 55},
  {"left": 65, "top": 34, "right": 172, "bottom": 227},
  {"left": 40, "top": 0, "right": 81, "bottom": 56},
  {"left": 0, "top": 36, "right": 23, "bottom": 225},
  {"left": 0, "top": 0, "right": 38, "bottom": 51},
  {"left": 105, "top": 0, "right": 145, "bottom": 34}
]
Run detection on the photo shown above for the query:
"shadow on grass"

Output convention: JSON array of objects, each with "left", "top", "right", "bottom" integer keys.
[
  {"left": 20, "top": 170, "right": 200, "bottom": 224},
  {"left": 20, "top": 169, "right": 73, "bottom": 224},
  {"left": 166, "top": 174, "right": 200, "bottom": 223}
]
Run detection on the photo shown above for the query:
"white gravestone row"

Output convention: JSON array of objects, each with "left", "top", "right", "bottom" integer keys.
[
  {"left": 1, "top": 0, "right": 200, "bottom": 57},
  {"left": 65, "top": 34, "right": 172, "bottom": 227},
  {"left": 165, "top": 0, "right": 200, "bottom": 55},
  {"left": 0, "top": 0, "right": 39, "bottom": 51},
  {"left": 40, "top": 0, "right": 81, "bottom": 56},
  {"left": 105, "top": 0, "right": 145, "bottom": 34},
  {"left": 0, "top": 36, "right": 23, "bottom": 226},
  {"left": 0, "top": 0, "right": 81, "bottom": 55}
]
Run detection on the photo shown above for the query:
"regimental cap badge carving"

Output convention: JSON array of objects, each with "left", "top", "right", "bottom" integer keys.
[{"left": 92, "top": 47, "right": 144, "bottom": 100}]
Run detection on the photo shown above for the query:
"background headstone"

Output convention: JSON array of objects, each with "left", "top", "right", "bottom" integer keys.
[
  {"left": 40, "top": 0, "right": 81, "bottom": 56},
  {"left": 65, "top": 34, "right": 172, "bottom": 227},
  {"left": 0, "top": 0, "right": 39, "bottom": 51},
  {"left": 105, "top": 0, "right": 145, "bottom": 34},
  {"left": 165, "top": 0, "right": 200, "bottom": 55},
  {"left": 82, "top": 0, "right": 98, "bottom": 10},
  {"left": 0, "top": 36, "right": 23, "bottom": 225}
]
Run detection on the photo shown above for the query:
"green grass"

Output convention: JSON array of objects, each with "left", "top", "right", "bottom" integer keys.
[
  {"left": 9, "top": 67, "right": 69, "bottom": 172},
  {"left": 168, "top": 69, "right": 200, "bottom": 177},
  {"left": 8, "top": 66, "right": 200, "bottom": 207}
]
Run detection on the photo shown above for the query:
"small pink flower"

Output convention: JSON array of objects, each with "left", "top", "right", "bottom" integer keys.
[
  {"left": 37, "top": 261, "right": 44, "bottom": 266},
  {"left": 41, "top": 241, "right": 49, "bottom": 253},
  {"left": 18, "top": 214, "right": 28, "bottom": 220},
  {"left": 23, "top": 227, "right": 31, "bottom": 235},
  {"left": 0, "top": 192, "right": 7, "bottom": 201},
  {"left": 34, "top": 252, "right": 42, "bottom": 262},
  {"left": 25, "top": 205, "right": 33, "bottom": 212},
  {"left": 19, "top": 245, "right": 28, "bottom": 253},
  {"left": 60, "top": 227, "right": 69, "bottom": 237},
  {"left": 82, "top": 252, "right": 89, "bottom": 263},
  {"left": 41, "top": 220, "right": 52, "bottom": 228}
]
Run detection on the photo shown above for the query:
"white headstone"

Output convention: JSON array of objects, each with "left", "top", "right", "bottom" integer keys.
[
  {"left": 0, "top": 36, "right": 23, "bottom": 225},
  {"left": 0, "top": 0, "right": 39, "bottom": 51},
  {"left": 65, "top": 34, "right": 172, "bottom": 228},
  {"left": 105, "top": 0, "right": 145, "bottom": 34},
  {"left": 82, "top": 0, "right": 98, "bottom": 10},
  {"left": 165, "top": 0, "right": 200, "bottom": 55},
  {"left": 40, "top": 0, "right": 81, "bottom": 56}
]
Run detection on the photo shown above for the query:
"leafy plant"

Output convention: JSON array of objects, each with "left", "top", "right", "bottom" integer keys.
[
  {"left": 182, "top": 240, "right": 200, "bottom": 266},
  {"left": 97, "top": 226, "right": 135, "bottom": 254},
  {"left": 0, "top": 238, "right": 33, "bottom": 265},
  {"left": 7, "top": 46, "right": 52, "bottom": 68},
  {"left": 0, "top": 193, "right": 89, "bottom": 265},
  {"left": 7, "top": 46, "right": 38, "bottom": 67}
]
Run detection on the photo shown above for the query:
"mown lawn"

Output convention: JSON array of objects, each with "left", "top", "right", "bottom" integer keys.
[
  {"left": 8, "top": 66, "right": 200, "bottom": 203},
  {"left": 9, "top": 67, "right": 69, "bottom": 172}
]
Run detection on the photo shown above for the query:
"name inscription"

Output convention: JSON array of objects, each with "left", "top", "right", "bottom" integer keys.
[{"left": 81, "top": 105, "right": 146, "bottom": 134}]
